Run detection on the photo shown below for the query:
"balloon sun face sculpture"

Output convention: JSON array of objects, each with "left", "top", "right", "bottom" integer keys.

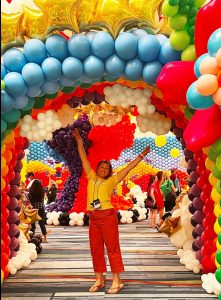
[{"left": 1, "top": 0, "right": 221, "bottom": 295}]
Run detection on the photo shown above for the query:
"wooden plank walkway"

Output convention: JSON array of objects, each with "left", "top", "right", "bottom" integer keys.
[{"left": 1, "top": 220, "right": 216, "bottom": 300}]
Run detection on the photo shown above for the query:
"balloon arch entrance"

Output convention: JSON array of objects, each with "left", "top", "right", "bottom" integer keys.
[{"left": 1, "top": 1, "right": 221, "bottom": 297}]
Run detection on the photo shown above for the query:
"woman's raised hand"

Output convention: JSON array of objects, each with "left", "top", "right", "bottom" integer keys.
[
  {"left": 73, "top": 128, "right": 82, "bottom": 143},
  {"left": 141, "top": 145, "right": 150, "bottom": 157}
]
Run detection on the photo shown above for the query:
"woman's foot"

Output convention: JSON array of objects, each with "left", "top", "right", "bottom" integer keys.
[
  {"left": 89, "top": 281, "right": 105, "bottom": 292},
  {"left": 107, "top": 282, "right": 124, "bottom": 294}
]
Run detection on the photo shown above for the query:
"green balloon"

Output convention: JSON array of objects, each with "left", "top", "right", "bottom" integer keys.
[
  {"left": 33, "top": 97, "right": 46, "bottom": 109},
  {"left": 179, "top": 0, "right": 189, "bottom": 6},
  {"left": 217, "top": 250, "right": 221, "bottom": 265},
  {"left": 20, "top": 109, "right": 32, "bottom": 119},
  {"left": 179, "top": 5, "right": 189, "bottom": 14},
  {"left": 194, "top": 0, "right": 206, "bottom": 8},
  {"left": 21, "top": 98, "right": 35, "bottom": 111},
  {"left": 162, "top": 1, "right": 179, "bottom": 17},
  {"left": 169, "top": 14, "right": 187, "bottom": 30},
  {"left": 169, "top": 0, "right": 179, "bottom": 5},
  {"left": 181, "top": 44, "right": 196, "bottom": 61},
  {"left": 184, "top": 107, "right": 195, "bottom": 120},
  {"left": 79, "top": 83, "right": 91, "bottom": 89},
  {"left": 2, "top": 109, "right": 20, "bottom": 123},
  {"left": 218, "top": 233, "right": 221, "bottom": 245},
  {"left": 170, "top": 30, "right": 190, "bottom": 50},
  {"left": 6, "top": 121, "right": 18, "bottom": 130},
  {"left": 1, "top": 80, "right": 5, "bottom": 91},
  {"left": 212, "top": 166, "right": 221, "bottom": 180},
  {"left": 216, "top": 181, "right": 221, "bottom": 195},
  {"left": 212, "top": 139, "right": 221, "bottom": 155},
  {"left": 216, "top": 154, "right": 221, "bottom": 171},
  {"left": 44, "top": 92, "right": 58, "bottom": 99},
  {"left": 1, "top": 119, "right": 7, "bottom": 133},
  {"left": 61, "top": 86, "right": 76, "bottom": 94},
  {"left": 188, "top": 7, "right": 198, "bottom": 17},
  {"left": 208, "top": 148, "right": 218, "bottom": 162},
  {"left": 215, "top": 267, "right": 221, "bottom": 284}
]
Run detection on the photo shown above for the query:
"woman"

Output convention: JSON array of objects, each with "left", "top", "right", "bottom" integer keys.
[
  {"left": 160, "top": 172, "right": 177, "bottom": 212},
  {"left": 73, "top": 128, "right": 150, "bottom": 294},
  {"left": 146, "top": 175, "right": 158, "bottom": 228},
  {"left": 28, "top": 179, "right": 48, "bottom": 243},
  {"left": 156, "top": 171, "right": 165, "bottom": 222}
]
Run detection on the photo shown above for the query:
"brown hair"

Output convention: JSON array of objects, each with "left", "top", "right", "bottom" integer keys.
[{"left": 96, "top": 160, "right": 113, "bottom": 179}]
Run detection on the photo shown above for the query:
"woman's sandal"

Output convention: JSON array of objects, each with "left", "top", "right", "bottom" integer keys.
[
  {"left": 107, "top": 283, "right": 124, "bottom": 294},
  {"left": 89, "top": 282, "right": 105, "bottom": 293}
]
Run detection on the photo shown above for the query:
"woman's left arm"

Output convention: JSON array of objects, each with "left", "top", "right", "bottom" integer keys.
[{"left": 117, "top": 146, "right": 150, "bottom": 183}]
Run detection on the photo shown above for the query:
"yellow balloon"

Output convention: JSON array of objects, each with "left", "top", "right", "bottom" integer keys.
[
  {"left": 202, "top": 146, "right": 210, "bottom": 155},
  {"left": 215, "top": 258, "right": 220, "bottom": 268},
  {"left": 211, "top": 187, "right": 221, "bottom": 203},
  {"left": 205, "top": 157, "right": 214, "bottom": 171},
  {"left": 214, "top": 204, "right": 221, "bottom": 217},
  {"left": 214, "top": 220, "right": 221, "bottom": 234},
  {"left": 155, "top": 135, "right": 167, "bottom": 147},
  {"left": 209, "top": 173, "right": 218, "bottom": 186},
  {"left": 216, "top": 239, "right": 221, "bottom": 250},
  {"left": 1, "top": 157, "right": 6, "bottom": 170},
  {"left": 170, "top": 148, "right": 180, "bottom": 158}
]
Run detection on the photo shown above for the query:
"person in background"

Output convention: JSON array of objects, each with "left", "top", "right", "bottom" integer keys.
[
  {"left": 73, "top": 128, "right": 150, "bottom": 294},
  {"left": 27, "top": 179, "right": 48, "bottom": 243},
  {"left": 26, "top": 172, "right": 36, "bottom": 190},
  {"left": 146, "top": 175, "right": 158, "bottom": 229},
  {"left": 155, "top": 171, "right": 165, "bottom": 224},
  {"left": 160, "top": 172, "right": 177, "bottom": 212},
  {"left": 46, "top": 181, "right": 57, "bottom": 204},
  {"left": 170, "top": 169, "right": 181, "bottom": 196}
]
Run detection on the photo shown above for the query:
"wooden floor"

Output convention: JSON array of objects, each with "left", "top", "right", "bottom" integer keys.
[{"left": 2, "top": 221, "right": 216, "bottom": 300}]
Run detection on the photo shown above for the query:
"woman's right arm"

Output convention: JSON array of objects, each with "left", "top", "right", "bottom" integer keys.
[
  {"left": 73, "top": 129, "right": 92, "bottom": 176},
  {"left": 150, "top": 187, "right": 156, "bottom": 203}
]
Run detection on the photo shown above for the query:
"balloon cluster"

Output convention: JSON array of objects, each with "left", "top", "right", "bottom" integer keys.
[
  {"left": 26, "top": 142, "right": 48, "bottom": 162},
  {"left": 67, "top": 91, "right": 105, "bottom": 108},
  {"left": 92, "top": 111, "right": 122, "bottom": 127},
  {"left": 46, "top": 211, "right": 61, "bottom": 226},
  {"left": 69, "top": 212, "right": 85, "bottom": 226},
  {"left": 20, "top": 111, "right": 62, "bottom": 142},
  {"left": 46, "top": 115, "right": 91, "bottom": 213},
  {"left": 111, "top": 195, "right": 134, "bottom": 211},
  {"left": 129, "top": 185, "right": 147, "bottom": 207},
  {"left": 187, "top": 29, "right": 221, "bottom": 109},
  {"left": 136, "top": 112, "right": 171, "bottom": 134},
  {"left": 7, "top": 231, "right": 37, "bottom": 275},
  {"left": 162, "top": 0, "right": 205, "bottom": 59},
  {"left": 118, "top": 207, "right": 147, "bottom": 224},
  {"left": 201, "top": 273, "right": 221, "bottom": 297},
  {"left": 43, "top": 142, "right": 65, "bottom": 163}
]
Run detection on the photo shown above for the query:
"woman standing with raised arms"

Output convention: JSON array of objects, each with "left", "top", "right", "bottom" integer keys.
[{"left": 73, "top": 129, "right": 150, "bottom": 294}]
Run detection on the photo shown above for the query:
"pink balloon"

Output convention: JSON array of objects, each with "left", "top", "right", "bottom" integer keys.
[
  {"left": 156, "top": 61, "right": 196, "bottom": 105},
  {"left": 196, "top": 74, "right": 218, "bottom": 96},
  {"left": 184, "top": 104, "right": 221, "bottom": 152}
]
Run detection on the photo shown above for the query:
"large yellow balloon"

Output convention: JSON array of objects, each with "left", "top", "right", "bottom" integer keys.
[
  {"left": 205, "top": 157, "right": 215, "bottom": 171},
  {"left": 211, "top": 188, "right": 221, "bottom": 202},
  {"left": 155, "top": 135, "right": 167, "bottom": 147}
]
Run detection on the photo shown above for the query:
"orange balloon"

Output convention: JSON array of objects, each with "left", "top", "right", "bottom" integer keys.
[
  {"left": 4, "top": 132, "right": 14, "bottom": 144},
  {"left": 199, "top": 57, "right": 219, "bottom": 75},
  {"left": 1, "top": 165, "right": 9, "bottom": 177},
  {"left": 6, "top": 141, "right": 15, "bottom": 149},
  {"left": 13, "top": 125, "right": 21, "bottom": 137},
  {"left": 213, "top": 87, "right": 221, "bottom": 105},
  {"left": 196, "top": 74, "right": 218, "bottom": 96},
  {"left": 1, "top": 157, "right": 6, "bottom": 170},
  {"left": 1, "top": 178, "right": 6, "bottom": 191},
  {"left": 4, "top": 150, "right": 12, "bottom": 163},
  {"left": 1, "top": 145, "right": 6, "bottom": 155}
]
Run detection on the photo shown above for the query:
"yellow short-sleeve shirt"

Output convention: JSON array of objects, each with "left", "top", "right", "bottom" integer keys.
[{"left": 87, "top": 169, "right": 118, "bottom": 211}]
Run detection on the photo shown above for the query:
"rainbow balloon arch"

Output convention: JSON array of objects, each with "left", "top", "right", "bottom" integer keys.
[{"left": 1, "top": 0, "right": 221, "bottom": 296}]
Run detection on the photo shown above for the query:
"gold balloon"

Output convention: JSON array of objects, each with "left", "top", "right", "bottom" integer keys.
[{"left": 77, "top": 0, "right": 98, "bottom": 31}]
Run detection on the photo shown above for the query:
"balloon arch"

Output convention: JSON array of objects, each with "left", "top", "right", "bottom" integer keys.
[{"left": 1, "top": 0, "right": 221, "bottom": 296}]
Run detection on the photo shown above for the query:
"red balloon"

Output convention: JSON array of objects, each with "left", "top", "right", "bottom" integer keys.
[
  {"left": 184, "top": 105, "right": 221, "bottom": 152},
  {"left": 203, "top": 213, "right": 216, "bottom": 228},
  {"left": 195, "top": 0, "right": 221, "bottom": 57},
  {"left": 1, "top": 252, "right": 9, "bottom": 269},
  {"left": 201, "top": 255, "right": 216, "bottom": 274},
  {"left": 156, "top": 61, "right": 196, "bottom": 105}
]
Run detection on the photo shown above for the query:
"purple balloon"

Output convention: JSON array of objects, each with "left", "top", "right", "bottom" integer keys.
[
  {"left": 192, "top": 229, "right": 199, "bottom": 239},
  {"left": 15, "top": 205, "right": 21, "bottom": 213},
  {"left": 189, "top": 202, "right": 197, "bottom": 214},
  {"left": 184, "top": 148, "right": 193, "bottom": 160},
  {"left": 191, "top": 184, "right": 201, "bottom": 197},
  {"left": 84, "top": 92, "right": 95, "bottom": 102},
  {"left": 188, "top": 159, "right": 197, "bottom": 170},
  {"left": 173, "top": 128, "right": 183, "bottom": 138},
  {"left": 8, "top": 210, "right": 18, "bottom": 224},
  {"left": 10, "top": 237, "right": 19, "bottom": 250},
  {"left": 193, "top": 210, "right": 205, "bottom": 224},
  {"left": 8, "top": 224, "right": 19, "bottom": 237},
  {"left": 23, "top": 139, "right": 30, "bottom": 149},
  {"left": 190, "top": 171, "right": 198, "bottom": 183},
  {"left": 191, "top": 216, "right": 198, "bottom": 227},
  {"left": 8, "top": 185, "right": 19, "bottom": 197},
  {"left": 9, "top": 250, "right": 17, "bottom": 259},
  {"left": 17, "top": 151, "right": 25, "bottom": 160},
  {"left": 188, "top": 192, "right": 195, "bottom": 201},
  {"left": 195, "top": 236, "right": 203, "bottom": 249},
  {"left": 10, "top": 172, "right": 21, "bottom": 185},
  {"left": 14, "top": 160, "right": 23, "bottom": 172},
  {"left": 193, "top": 197, "right": 204, "bottom": 210},
  {"left": 195, "top": 224, "right": 204, "bottom": 236},
  {"left": 196, "top": 250, "right": 202, "bottom": 262},
  {"left": 7, "top": 197, "right": 18, "bottom": 210},
  {"left": 192, "top": 242, "right": 199, "bottom": 251}
]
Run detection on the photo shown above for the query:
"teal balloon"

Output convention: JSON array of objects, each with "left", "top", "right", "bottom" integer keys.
[
  {"left": 187, "top": 82, "right": 214, "bottom": 110},
  {"left": 45, "top": 34, "right": 69, "bottom": 62},
  {"left": 143, "top": 61, "right": 162, "bottom": 84},
  {"left": 68, "top": 35, "right": 91, "bottom": 60},
  {"left": 115, "top": 32, "right": 138, "bottom": 60},
  {"left": 42, "top": 80, "right": 60, "bottom": 94},
  {"left": 62, "top": 57, "right": 83, "bottom": 80},
  {"left": 33, "top": 97, "right": 46, "bottom": 109},
  {"left": 105, "top": 54, "right": 125, "bottom": 77},
  {"left": 26, "top": 86, "right": 42, "bottom": 97},
  {"left": 125, "top": 58, "right": 143, "bottom": 81},
  {"left": 6, "top": 121, "right": 18, "bottom": 130},
  {"left": 138, "top": 35, "right": 161, "bottom": 62},
  {"left": 1, "top": 64, "right": 7, "bottom": 79},
  {"left": 1, "top": 118, "right": 7, "bottom": 133},
  {"left": 21, "top": 97, "right": 35, "bottom": 111},
  {"left": 22, "top": 63, "right": 44, "bottom": 87},
  {"left": 42, "top": 57, "right": 62, "bottom": 81},
  {"left": 91, "top": 32, "right": 114, "bottom": 59},
  {"left": 208, "top": 28, "right": 221, "bottom": 56},
  {"left": 194, "top": 54, "right": 209, "bottom": 78},
  {"left": 2, "top": 109, "right": 20, "bottom": 123},
  {"left": 14, "top": 95, "right": 29, "bottom": 109},
  {"left": 84, "top": 56, "right": 104, "bottom": 79},
  {"left": 3, "top": 48, "right": 27, "bottom": 73},
  {"left": 158, "top": 41, "right": 181, "bottom": 64},
  {"left": 4, "top": 72, "right": 27, "bottom": 97},
  {"left": 24, "top": 39, "right": 47, "bottom": 65},
  {"left": 1, "top": 91, "right": 14, "bottom": 113}
]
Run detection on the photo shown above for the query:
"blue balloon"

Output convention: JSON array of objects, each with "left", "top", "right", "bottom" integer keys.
[
  {"left": 4, "top": 72, "right": 27, "bottom": 97},
  {"left": 91, "top": 32, "right": 114, "bottom": 59},
  {"left": 42, "top": 57, "right": 62, "bottom": 81},
  {"left": 22, "top": 63, "right": 44, "bottom": 87},
  {"left": 1, "top": 91, "right": 14, "bottom": 113},
  {"left": 138, "top": 35, "right": 161, "bottom": 62},
  {"left": 1, "top": 118, "right": 7, "bottom": 133},
  {"left": 86, "top": 32, "right": 96, "bottom": 42},
  {"left": 41, "top": 80, "right": 60, "bottom": 94},
  {"left": 14, "top": 95, "right": 29, "bottom": 109},
  {"left": 26, "top": 86, "right": 42, "bottom": 97},
  {"left": 62, "top": 57, "right": 83, "bottom": 80},
  {"left": 79, "top": 74, "right": 93, "bottom": 83},
  {"left": 187, "top": 82, "right": 214, "bottom": 110},
  {"left": 24, "top": 39, "right": 47, "bottom": 65},
  {"left": 1, "top": 64, "right": 7, "bottom": 79},
  {"left": 3, "top": 48, "right": 27, "bottom": 73},
  {"left": 194, "top": 54, "right": 209, "bottom": 78},
  {"left": 143, "top": 61, "right": 162, "bottom": 84},
  {"left": 156, "top": 34, "right": 168, "bottom": 45},
  {"left": 105, "top": 54, "right": 125, "bottom": 77},
  {"left": 124, "top": 58, "right": 143, "bottom": 81},
  {"left": 158, "top": 41, "right": 181, "bottom": 64},
  {"left": 59, "top": 75, "right": 75, "bottom": 87},
  {"left": 129, "top": 29, "right": 148, "bottom": 39},
  {"left": 45, "top": 34, "right": 69, "bottom": 61},
  {"left": 68, "top": 35, "right": 91, "bottom": 60},
  {"left": 115, "top": 33, "right": 138, "bottom": 60},
  {"left": 208, "top": 28, "right": 221, "bottom": 56},
  {"left": 83, "top": 56, "right": 104, "bottom": 79}
]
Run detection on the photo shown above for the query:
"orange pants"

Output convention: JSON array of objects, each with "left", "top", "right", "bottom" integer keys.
[{"left": 89, "top": 208, "right": 124, "bottom": 273}]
